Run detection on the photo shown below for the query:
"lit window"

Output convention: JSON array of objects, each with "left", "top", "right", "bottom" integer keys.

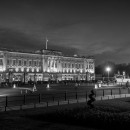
[
  {"left": 36, "top": 68, "right": 39, "bottom": 72},
  {"left": 21, "top": 68, "right": 24, "bottom": 72},
  {"left": 32, "top": 68, "right": 34, "bottom": 72},
  {"left": 27, "top": 68, "right": 29, "bottom": 72},
  {"left": 15, "top": 68, "right": 19, "bottom": 72}
]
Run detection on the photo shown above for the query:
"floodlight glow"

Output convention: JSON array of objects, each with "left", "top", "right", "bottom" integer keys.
[
  {"left": 106, "top": 66, "right": 111, "bottom": 83},
  {"left": 106, "top": 67, "right": 111, "bottom": 72}
]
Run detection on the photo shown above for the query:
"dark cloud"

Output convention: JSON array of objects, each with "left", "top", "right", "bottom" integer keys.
[
  {"left": 0, "top": 0, "right": 130, "bottom": 65},
  {"left": 0, "top": 27, "right": 78, "bottom": 55},
  {"left": 0, "top": 28, "right": 38, "bottom": 50}
]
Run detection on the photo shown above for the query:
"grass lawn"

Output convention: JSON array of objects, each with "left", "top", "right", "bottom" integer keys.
[{"left": 1, "top": 98, "right": 130, "bottom": 130}]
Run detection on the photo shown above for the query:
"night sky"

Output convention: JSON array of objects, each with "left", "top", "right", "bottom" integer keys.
[{"left": 0, "top": 0, "right": 130, "bottom": 65}]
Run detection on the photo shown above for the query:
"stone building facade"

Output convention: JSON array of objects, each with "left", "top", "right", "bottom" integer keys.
[{"left": 0, "top": 49, "right": 95, "bottom": 83}]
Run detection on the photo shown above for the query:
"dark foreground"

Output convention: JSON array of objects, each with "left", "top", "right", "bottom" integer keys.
[{"left": 1, "top": 97, "right": 130, "bottom": 130}]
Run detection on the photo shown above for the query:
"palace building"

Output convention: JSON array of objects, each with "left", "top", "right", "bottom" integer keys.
[{"left": 0, "top": 48, "right": 95, "bottom": 83}]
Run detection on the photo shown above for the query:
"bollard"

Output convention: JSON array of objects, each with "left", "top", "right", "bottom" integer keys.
[
  {"left": 65, "top": 91, "right": 67, "bottom": 101},
  {"left": 6, "top": 96, "right": 8, "bottom": 107},
  {"left": 103, "top": 89, "right": 104, "bottom": 96},
  {"left": 23, "top": 95, "right": 26, "bottom": 105},
  {"left": 68, "top": 100, "right": 69, "bottom": 104},
  {"left": 52, "top": 96, "right": 54, "bottom": 102},
  {"left": 34, "top": 103, "right": 36, "bottom": 108},
  {"left": 58, "top": 100, "right": 60, "bottom": 106},
  {"left": 119, "top": 88, "right": 121, "bottom": 95},
  {"left": 86, "top": 91, "right": 88, "bottom": 102},
  {"left": 5, "top": 96, "right": 8, "bottom": 112},
  {"left": 39, "top": 94, "right": 41, "bottom": 103},
  {"left": 111, "top": 89, "right": 112, "bottom": 96},
  {"left": 20, "top": 105, "right": 22, "bottom": 110},
  {"left": 13, "top": 83, "right": 16, "bottom": 88},
  {"left": 33, "top": 84, "right": 37, "bottom": 92},
  {"left": 76, "top": 92, "right": 77, "bottom": 99},
  {"left": 47, "top": 102, "right": 48, "bottom": 107}
]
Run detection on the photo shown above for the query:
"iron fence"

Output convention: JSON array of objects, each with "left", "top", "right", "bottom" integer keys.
[{"left": 0, "top": 87, "right": 130, "bottom": 111}]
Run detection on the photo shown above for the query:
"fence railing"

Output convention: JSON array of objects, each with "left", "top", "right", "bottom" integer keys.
[{"left": 0, "top": 87, "right": 130, "bottom": 112}]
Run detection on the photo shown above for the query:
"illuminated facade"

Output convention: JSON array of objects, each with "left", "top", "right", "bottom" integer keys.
[{"left": 0, "top": 49, "right": 95, "bottom": 83}]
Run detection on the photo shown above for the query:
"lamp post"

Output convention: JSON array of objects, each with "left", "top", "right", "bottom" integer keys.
[{"left": 106, "top": 67, "right": 111, "bottom": 82}]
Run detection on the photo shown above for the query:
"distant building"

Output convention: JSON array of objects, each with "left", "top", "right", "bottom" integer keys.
[{"left": 0, "top": 49, "right": 95, "bottom": 83}]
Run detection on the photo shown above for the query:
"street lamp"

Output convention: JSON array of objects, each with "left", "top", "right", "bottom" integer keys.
[{"left": 106, "top": 67, "right": 111, "bottom": 82}]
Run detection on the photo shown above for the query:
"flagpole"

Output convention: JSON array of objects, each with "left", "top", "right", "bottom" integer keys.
[{"left": 46, "top": 37, "right": 48, "bottom": 50}]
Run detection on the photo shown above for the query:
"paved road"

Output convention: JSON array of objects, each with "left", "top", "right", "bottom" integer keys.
[{"left": 0, "top": 83, "right": 124, "bottom": 97}]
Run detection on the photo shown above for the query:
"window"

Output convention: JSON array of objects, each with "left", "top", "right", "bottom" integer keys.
[
  {"left": 52, "top": 61, "right": 54, "bottom": 67},
  {"left": 13, "top": 59, "right": 16, "bottom": 66},
  {"left": 79, "top": 64, "right": 80, "bottom": 68},
  {"left": 7, "top": 59, "right": 10, "bottom": 65},
  {"left": 72, "top": 64, "right": 74, "bottom": 68},
  {"left": 0, "top": 59, "right": 3, "bottom": 65},
  {"left": 48, "top": 60, "right": 50, "bottom": 67},
  {"left": 34, "top": 61, "right": 37, "bottom": 66},
  {"left": 82, "top": 64, "right": 84, "bottom": 68},
  {"left": 29, "top": 60, "right": 32, "bottom": 66},
  {"left": 37, "top": 61, "right": 39, "bottom": 66},
  {"left": 75, "top": 64, "right": 77, "bottom": 68},
  {"left": 68, "top": 63, "right": 70, "bottom": 68},
  {"left": 65, "top": 63, "right": 66, "bottom": 68},
  {"left": 62, "top": 63, "right": 64, "bottom": 68},
  {"left": 18, "top": 60, "right": 22, "bottom": 66},
  {"left": 55, "top": 61, "right": 57, "bottom": 68},
  {"left": 89, "top": 64, "right": 93, "bottom": 69},
  {"left": 24, "top": 60, "right": 27, "bottom": 66}
]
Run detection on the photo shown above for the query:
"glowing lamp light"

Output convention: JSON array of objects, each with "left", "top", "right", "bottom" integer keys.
[
  {"left": 106, "top": 66, "right": 111, "bottom": 82},
  {"left": 106, "top": 67, "right": 111, "bottom": 72}
]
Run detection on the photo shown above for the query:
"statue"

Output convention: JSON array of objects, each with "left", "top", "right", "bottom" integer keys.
[{"left": 87, "top": 89, "right": 96, "bottom": 108}]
